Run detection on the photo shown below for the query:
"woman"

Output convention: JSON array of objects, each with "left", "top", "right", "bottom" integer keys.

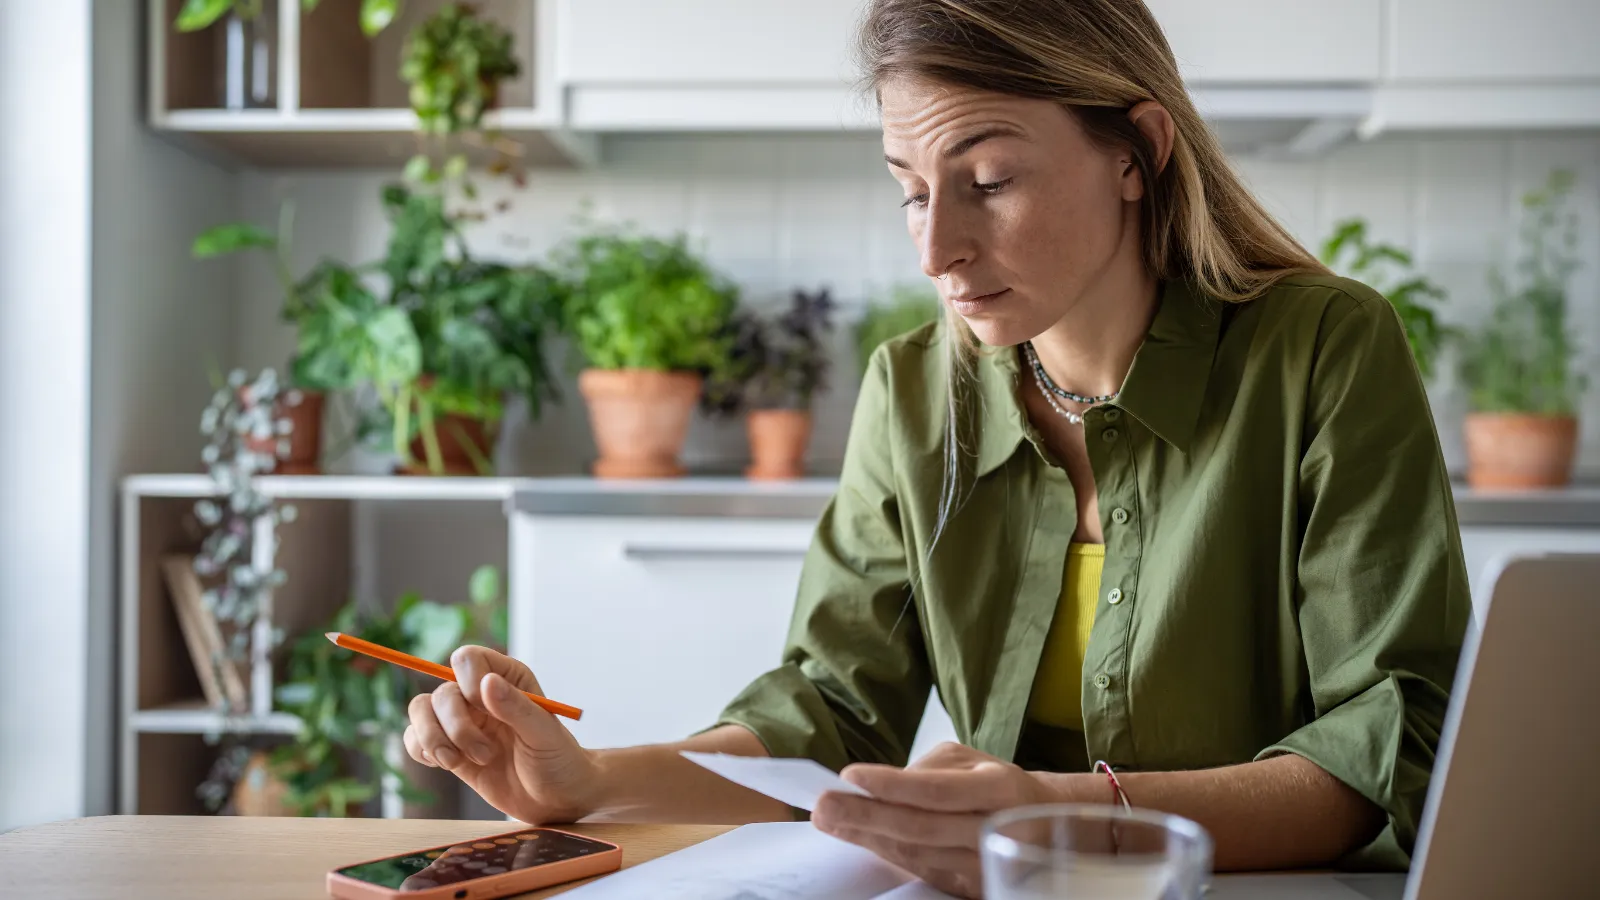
[{"left": 404, "top": 1, "right": 1470, "bottom": 896}]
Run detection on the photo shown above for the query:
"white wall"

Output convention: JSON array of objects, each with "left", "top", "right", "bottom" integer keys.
[
  {"left": 236, "top": 131, "right": 1600, "bottom": 478},
  {"left": 86, "top": 0, "right": 240, "bottom": 823},
  {"left": 0, "top": 0, "right": 93, "bottom": 832}
]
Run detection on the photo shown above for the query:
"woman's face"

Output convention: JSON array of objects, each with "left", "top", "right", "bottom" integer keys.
[{"left": 880, "top": 77, "right": 1153, "bottom": 347}]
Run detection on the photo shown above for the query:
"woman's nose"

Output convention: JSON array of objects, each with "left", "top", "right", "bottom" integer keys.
[{"left": 918, "top": 200, "right": 974, "bottom": 279}]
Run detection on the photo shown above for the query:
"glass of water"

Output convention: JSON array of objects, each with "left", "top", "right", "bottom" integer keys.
[{"left": 980, "top": 804, "right": 1212, "bottom": 900}]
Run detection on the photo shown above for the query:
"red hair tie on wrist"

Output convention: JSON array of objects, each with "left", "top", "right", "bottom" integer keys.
[{"left": 1094, "top": 760, "right": 1133, "bottom": 813}]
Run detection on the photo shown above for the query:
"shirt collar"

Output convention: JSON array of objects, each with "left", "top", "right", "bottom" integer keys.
[{"left": 973, "top": 278, "right": 1223, "bottom": 477}]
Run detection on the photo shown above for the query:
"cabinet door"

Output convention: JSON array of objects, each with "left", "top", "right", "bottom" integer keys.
[
  {"left": 1392, "top": 0, "right": 1600, "bottom": 81},
  {"left": 558, "top": 0, "right": 862, "bottom": 85},
  {"left": 1145, "top": 0, "right": 1381, "bottom": 83},
  {"left": 511, "top": 513, "right": 958, "bottom": 757}
]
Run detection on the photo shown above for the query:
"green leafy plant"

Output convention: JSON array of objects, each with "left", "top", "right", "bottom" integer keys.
[
  {"left": 1458, "top": 169, "right": 1588, "bottom": 415},
  {"left": 372, "top": 185, "right": 565, "bottom": 473},
  {"left": 269, "top": 564, "right": 506, "bottom": 816},
  {"left": 1320, "top": 219, "right": 1454, "bottom": 379},
  {"left": 193, "top": 203, "right": 417, "bottom": 398},
  {"left": 557, "top": 228, "right": 739, "bottom": 373},
  {"left": 704, "top": 288, "right": 836, "bottom": 415},
  {"left": 855, "top": 285, "right": 941, "bottom": 375},
  {"left": 401, "top": 3, "right": 518, "bottom": 136},
  {"left": 175, "top": 0, "right": 398, "bottom": 36}
]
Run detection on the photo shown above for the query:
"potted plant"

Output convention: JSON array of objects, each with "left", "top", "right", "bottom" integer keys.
[
  {"left": 855, "top": 285, "right": 941, "bottom": 375},
  {"left": 1457, "top": 169, "right": 1588, "bottom": 489},
  {"left": 173, "top": 0, "right": 396, "bottom": 110},
  {"left": 1320, "top": 218, "right": 1454, "bottom": 379},
  {"left": 373, "top": 185, "right": 564, "bottom": 475},
  {"left": 705, "top": 289, "right": 836, "bottom": 480},
  {"left": 557, "top": 228, "right": 739, "bottom": 478},
  {"left": 192, "top": 203, "right": 411, "bottom": 474},
  {"left": 269, "top": 565, "right": 506, "bottom": 817}
]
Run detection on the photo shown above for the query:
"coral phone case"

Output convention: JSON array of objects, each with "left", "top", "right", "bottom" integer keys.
[{"left": 326, "top": 827, "right": 622, "bottom": 900}]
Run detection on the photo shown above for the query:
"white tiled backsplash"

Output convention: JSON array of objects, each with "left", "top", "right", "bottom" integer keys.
[{"left": 237, "top": 132, "right": 1600, "bottom": 477}]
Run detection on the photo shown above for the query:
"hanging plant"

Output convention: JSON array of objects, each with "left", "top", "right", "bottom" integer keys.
[
  {"left": 175, "top": 0, "right": 399, "bottom": 36},
  {"left": 194, "top": 369, "right": 298, "bottom": 674},
  {"left": 399, "top": 3, "right": 524, "bottom": 197}
]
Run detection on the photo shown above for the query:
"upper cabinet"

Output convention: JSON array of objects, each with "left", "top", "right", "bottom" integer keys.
[
  {"left": 1145, "top": 0, "right": 1381, "bottom": 84},
  {"left": 556, "top": 0, "right": 870, "bottom": 131}
]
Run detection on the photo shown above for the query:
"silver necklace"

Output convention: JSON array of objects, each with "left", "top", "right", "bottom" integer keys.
[
  {"left": 1022, "top": 343, "right": 1120, "bottom": 425},
  {"left": 1022, "top": 342, "right": 1120, "bottom": 404}
]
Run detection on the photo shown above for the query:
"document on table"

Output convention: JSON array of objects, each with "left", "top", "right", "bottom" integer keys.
[
  {"left": 679, "top": 750, "right": 870, "bottom": 811},
  {"left": 559, "top": 821, "right": 958, "bottom": 900}
]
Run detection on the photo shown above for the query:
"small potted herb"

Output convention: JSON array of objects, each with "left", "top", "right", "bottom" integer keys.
[
  {"left": 557, "top": 228, "right": 739, "bottom": 478},
  {"left": 1320, "top": 218, "right": 1454, "bottom": 380},
  {"left": 1458, "top": 169, "right": 1588, "bottom": 489},
  {"left": 854, "top": 285, "right": 941, "bottom": 375},
  {"left": 399, "top": 2, "right": 523, "bottom": 190},
  {"left": 705, "top": 289, "right": 836, "bottom": 480}
]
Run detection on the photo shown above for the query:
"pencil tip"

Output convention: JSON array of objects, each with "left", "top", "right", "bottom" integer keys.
[{"left": 325, "top": 632, "right": 340, "bottom": 643}]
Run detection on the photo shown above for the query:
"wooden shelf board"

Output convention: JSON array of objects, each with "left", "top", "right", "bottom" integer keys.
[
  {"left": 130, "top": 701, "right": 302, "bottom": 735},
  {"left": 124, "top": 474, "right": 519, "bottom": 502}
]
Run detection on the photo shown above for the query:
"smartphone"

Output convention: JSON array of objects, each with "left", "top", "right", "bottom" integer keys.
[{"left": 326, "top": 827, "right": 622, "bottom": 899}]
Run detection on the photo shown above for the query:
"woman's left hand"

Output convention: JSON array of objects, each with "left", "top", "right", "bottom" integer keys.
[{"left": 811, "top": 742, "right": 1065, "bottom": 899}]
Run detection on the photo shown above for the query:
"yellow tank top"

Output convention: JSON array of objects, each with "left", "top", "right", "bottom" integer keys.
[{"left": 1026, "top": 542, "right": 1104, "bottom": 731}]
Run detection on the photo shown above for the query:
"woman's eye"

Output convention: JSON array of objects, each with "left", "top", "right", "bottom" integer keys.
[
  {"left": 900, "top": 192, "right": 929, "bottom": 209},
  {"left": 975, "top": 177, "right": 1014, "bottom": 195}
]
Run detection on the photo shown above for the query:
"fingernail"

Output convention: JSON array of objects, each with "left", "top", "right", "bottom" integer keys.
[
  {"left": 469, "top": 742, "right": 494, "bottom": 765},
  {"left": 420, "top": 750, "right": 435, "bottom": 767},
  {"left": 434, "top": 746, "right": 462, "bottom": 768}
]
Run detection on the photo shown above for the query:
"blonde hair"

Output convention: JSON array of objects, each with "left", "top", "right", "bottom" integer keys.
[{"left": 855, "top": 0, "right": 1329, "bottom": 541}]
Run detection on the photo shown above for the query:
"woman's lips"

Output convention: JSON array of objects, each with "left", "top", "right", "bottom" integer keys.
[{"left": 949, "top": 288, "right": 1011, "bottom": 316}]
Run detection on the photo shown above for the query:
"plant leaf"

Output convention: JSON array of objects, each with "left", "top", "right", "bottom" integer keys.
[
  {"left": 468, "top": 565, "right": 500, "bottom": 606},
  {"left": 361, "top": 0, "right": 399, "bottom": 36},
  {"left": 400, "top": 601, "right": 468, "bottom": 664},
  {"left": 176, "top": 0, "right": 235, "bottom": 31},
  {"left": 193, "top": 223, "right": 276, "bottom": 258}
]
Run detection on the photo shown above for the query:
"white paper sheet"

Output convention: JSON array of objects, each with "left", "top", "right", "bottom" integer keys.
[
  {"left": 680, "top": 750, "right": 870, "bottom": 811},
  {"left": 559, "top": 822, "right": 944, "bottom": 899}
]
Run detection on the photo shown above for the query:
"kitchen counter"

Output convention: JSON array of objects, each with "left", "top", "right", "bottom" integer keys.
[{"left": 512, "top": 477, "right": 1600, "bottom": 527}]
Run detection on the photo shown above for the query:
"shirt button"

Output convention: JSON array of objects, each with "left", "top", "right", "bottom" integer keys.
[
  {"left": 1111, "top": 507, "right": 1130, "bottom": 525},
  {"left": 1093, "top": 674, "right": 1112, "bottom": 690},
  {"left": 1102, "top": 428, "right": 1119, "bottom": 443},
  {"left": 1103, "top": 408, "right": 1121, "bottom": 423},
  {"left": 1107, "top": 587, "right": 1123, "bottom": 605}
]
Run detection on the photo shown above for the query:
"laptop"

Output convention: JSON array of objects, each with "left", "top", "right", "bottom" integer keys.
[{"left": 1212, "top": 552, "right": 1600, "bottom": 900}]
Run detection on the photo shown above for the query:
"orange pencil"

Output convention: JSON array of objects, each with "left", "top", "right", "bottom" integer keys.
[{"left": 326, "top": 632, "right": 583, "bottom": 721}]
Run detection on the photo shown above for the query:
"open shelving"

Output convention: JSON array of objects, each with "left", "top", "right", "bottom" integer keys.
[{"left": 146, "top": 0, "right": 597, "bottom": 168}]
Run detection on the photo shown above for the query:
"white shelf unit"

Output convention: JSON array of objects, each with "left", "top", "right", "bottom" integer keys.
[
  {"left": 118, "top": 473, "right": 516, "bottom": 818},
  {"left": 146, "top": 0, "right": 597, "bottom": 168}
]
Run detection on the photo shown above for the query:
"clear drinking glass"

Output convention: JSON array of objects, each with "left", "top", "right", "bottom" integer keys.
[{"left": 981, "top": 804, "right": 1213, "bottom": 900}]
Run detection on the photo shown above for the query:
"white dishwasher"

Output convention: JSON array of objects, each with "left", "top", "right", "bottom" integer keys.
[{"left": 508, "top": 480, "right": 957, "bottom": 759}]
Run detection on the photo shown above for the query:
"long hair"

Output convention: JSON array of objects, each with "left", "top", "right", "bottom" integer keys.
[{"left": 856, "top": 0, "right": 1328, "bottom": 544}]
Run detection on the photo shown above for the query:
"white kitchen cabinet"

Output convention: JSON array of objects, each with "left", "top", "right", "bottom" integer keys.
[
  {"left": 511, "top": 510, "right": 957, "bottom": 759},
  {"left": 1457, "top": 526, "right": 1600, "bottom": 626},
  {"left": 1145, "top": 0, "right": 1382, "bottom": 84},
  {"left": 1391, "top": 0, "right": 1600, "bottom": 82}
]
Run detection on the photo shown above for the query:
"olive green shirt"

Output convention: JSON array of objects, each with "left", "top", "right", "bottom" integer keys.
[{"left": 716, "top": 274, "right": 1471, "bottom": 869}]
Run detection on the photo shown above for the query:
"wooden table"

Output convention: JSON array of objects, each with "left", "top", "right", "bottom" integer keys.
[{"left": 0, "top": 816, "right": 734, "bottom": 899}]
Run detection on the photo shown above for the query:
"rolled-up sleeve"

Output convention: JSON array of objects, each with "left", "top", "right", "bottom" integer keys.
[
  {"left": 1255, "top": 294, "right": 1471, "bottom": 869},
  {"left": 715, "top": 346, "right": 931, "bottom": 774}
]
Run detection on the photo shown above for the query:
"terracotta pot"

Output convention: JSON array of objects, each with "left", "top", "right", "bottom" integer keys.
[
  {"left": 746, "top": 409, "right": 813, "bottom": 480},
  {"left": 400, "top": 411, "right": 499, "bottom": 476},
  {"left": 246, "top": 390, "right": 324, "bottom": 475},
  {"left": 230, "top": 751, "right": 296, "bottom": 817},
  {"left": 578, "top": 369, "right": 702, "bottom": 478},
  {"left": 1463, "top": 413, "right": 1578, "bottom": 489}
]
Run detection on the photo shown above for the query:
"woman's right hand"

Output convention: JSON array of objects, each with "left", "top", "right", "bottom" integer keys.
[{"left": 403, "top": 646, "right": 600, "bottom": 825}]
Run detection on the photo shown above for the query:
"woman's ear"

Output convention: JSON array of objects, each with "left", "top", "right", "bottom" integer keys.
[{"left": 1120, "top": 100, "right": 1175, "bottom": 202}]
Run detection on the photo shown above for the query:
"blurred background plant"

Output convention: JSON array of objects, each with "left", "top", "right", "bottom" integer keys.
[
  {"left": 1320, "top": 218, "right": 1455, "bottom": 379},
  {"left": 854, "top": 285, "right": 941, "bottom": 375},
  {"left": 175, "top": 0, "right": 399, "bottom": 35},
  {"left": 703, "top": 288, "right": 836, "bottom": 416},
  {"left": 1458, "top": 169, "right": 1588, "bottom": 414}
]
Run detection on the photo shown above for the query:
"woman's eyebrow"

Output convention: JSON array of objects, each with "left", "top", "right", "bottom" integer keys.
[{"left": 883, "top": 125, "right": 1029, "bottom": 169}]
